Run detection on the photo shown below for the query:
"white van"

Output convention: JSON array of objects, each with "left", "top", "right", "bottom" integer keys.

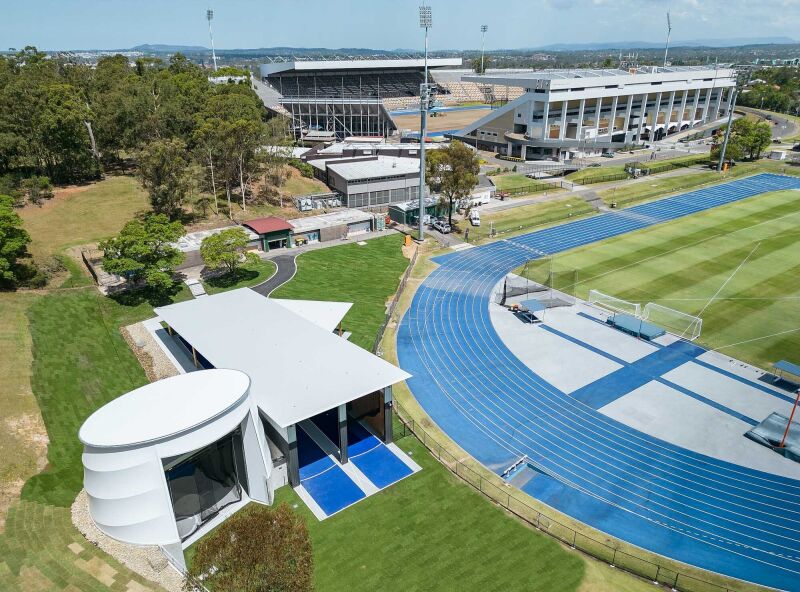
[{"left": 469, "top": 209, "right": 481, "bottom": 227}]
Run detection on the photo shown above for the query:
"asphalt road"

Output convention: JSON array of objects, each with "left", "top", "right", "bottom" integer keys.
[{"left": 250, "top": 254, "right": 296, "bottom": 297}]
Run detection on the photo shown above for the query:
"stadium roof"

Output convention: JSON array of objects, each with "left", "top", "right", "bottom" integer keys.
[
  {"left": 154, "top": 289, "right": 410, "bottom": 428},
  {"left": 261, "top": 58, "right": 461, "bottom": 76},
  {"left": 327, "top": 156, "right": 419, "bottom": 181},
  {"left": 464, "top": 65, "right": 735, "bottom": 89}
]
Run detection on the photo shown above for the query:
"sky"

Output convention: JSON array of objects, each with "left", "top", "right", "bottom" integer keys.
[{"left": 2, "top": 0, "right": 799, "bottom": 51}]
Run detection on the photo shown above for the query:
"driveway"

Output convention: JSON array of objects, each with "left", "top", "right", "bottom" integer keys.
[{"left": 251, "top": 254, "right": 296, "bottom": 296}]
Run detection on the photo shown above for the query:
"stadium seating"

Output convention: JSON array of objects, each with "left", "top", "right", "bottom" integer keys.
[{"left": 267, "top": 71, "right": 425, "bottom": 99}]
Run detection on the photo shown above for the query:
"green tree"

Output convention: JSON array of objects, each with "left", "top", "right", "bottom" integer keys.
[
  {"left": 200, "top": 227, "right": 258, "bottom": 274},
  {"left": 426, "top": 140, "right": 480, "bottom": 225},
  {"left": 185, "top": 504, "right": 312, "bottom": 592},
  {"left": 138, "top": 138, "right": 191, "bottom": 219},
  {"left": 0, "top": 194, "right": 32, "bottom": 289},
  {"left": 99, "top": 214, "right": 184, "bottom": 291},
  {"left": 749, "top": 121, "right": 773, "bottom": 159}
]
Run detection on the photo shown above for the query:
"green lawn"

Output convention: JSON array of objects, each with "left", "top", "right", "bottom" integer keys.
[
  {"left": 599, "top": 160, "right": 800, "bottom": 207},
  {"left": 474, "top": 197, "right": 595, "bottom": 242},
  {"left": 272, "top": 235, "right": 409, "bottom": 350},
  {"left": 203, "top": 258, "right": 276, "bottom": 295},
  {"left": 271, "top": 434, "right": 585, "bottom": 592},
  {"left": 492, "top": 173, "right": 552, "bottom": 193},
  {"left": 546, "top": 189, "right": 800, "bottom": 370}
]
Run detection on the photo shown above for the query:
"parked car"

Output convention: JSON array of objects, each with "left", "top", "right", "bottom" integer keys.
[
  {"left": 601, "top": 152, "right": 615, "bottom": 158},
  {"left": 469, "top": 210, "right": 481, "bottom": 227},
  {"left": 432, "top": 218, "right": 451, "bottom": 234}
]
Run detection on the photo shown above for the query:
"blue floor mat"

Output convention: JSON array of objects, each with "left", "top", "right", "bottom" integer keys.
[
  {"left": 351, "top": 444, "right": 413, "bottom": 489},
  {"left": 301, "top": 465, "right": 366, "bottom": 516},
  {"left": 347, "top": 421, "right": 413, "bottom": 489}
]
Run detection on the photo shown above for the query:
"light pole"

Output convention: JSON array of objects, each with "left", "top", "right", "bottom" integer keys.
[
  {"left": 663, "top": 11, "right": 671, "bottom": 68},
  {"left": 480, "top": 25, "right": 488, "bottom": 74},
  {"left": 207, "top": 9, "right": 218, "bottom": 72},
  {"left": 717, "top": 68, "right": 749, "bottom": 172},
  {"left": 418, "top": 5, "right": 432, "bottom": 242}
]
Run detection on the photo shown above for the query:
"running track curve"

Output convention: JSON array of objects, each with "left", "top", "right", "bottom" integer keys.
[{"left": 397, "top": 173, "right": 800, "bottom": 591}]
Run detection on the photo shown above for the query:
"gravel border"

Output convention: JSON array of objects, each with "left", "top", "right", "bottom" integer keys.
[{"left": 71, "top": 490, "right": 184, "bottom": 592}]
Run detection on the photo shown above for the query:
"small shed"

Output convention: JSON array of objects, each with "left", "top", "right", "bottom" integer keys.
[
  {"left": 388, "top": 197, "right": 438, "bottom": 226},
  {"left": 243, "top": 217, "right": 294, "bottom": 251}
]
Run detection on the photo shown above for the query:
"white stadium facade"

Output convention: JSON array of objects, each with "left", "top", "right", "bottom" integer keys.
[{"left": 451, "top": 65, "right": 737, "bottom": 159}]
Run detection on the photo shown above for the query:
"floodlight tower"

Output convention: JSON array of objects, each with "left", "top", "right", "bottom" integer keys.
[
  {"left": 207, "top": 8, "right": 218, "bottom": 72},
  {"left": 418, "top": 5, "right": 432, "bottom": 241},
  {"left": 480, "top": 25, "right": 488, "bottom": 74},
  {"left": 663, "top": 11, "right": 672, "bottom": 68},
  {"left": 717, "top": 67, "right": 750, "bottom": 172}
]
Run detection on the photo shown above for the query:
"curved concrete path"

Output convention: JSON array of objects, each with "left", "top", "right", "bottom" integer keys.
[{"left": 251, "top": 254, "right": 297, "bottom": 297}]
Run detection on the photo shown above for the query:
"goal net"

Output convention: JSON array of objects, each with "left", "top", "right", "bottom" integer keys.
[
  {"left": 641, "top": 303, "right": 703, "bottom": 341},
  {"left": 588, "top": 289, "right": 641, "bottom": 317},
  {"left": 504, "top": 258, "right": 578, "bottom": 307}
]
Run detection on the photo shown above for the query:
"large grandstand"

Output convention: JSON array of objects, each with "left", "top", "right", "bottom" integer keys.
[{"left": 254, "top": 57, "right": 526, "bottom": 140}]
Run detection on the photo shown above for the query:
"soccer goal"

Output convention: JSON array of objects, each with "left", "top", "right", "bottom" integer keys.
[
  {"left": 641, "top": 302, "right": 703, "bottom": 341},
  {"left": 588, "top": 289, "right": 641, "bottom": 317}
]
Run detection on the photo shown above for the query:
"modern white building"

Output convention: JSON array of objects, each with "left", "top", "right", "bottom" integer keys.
[
  {"left": 79, "top": 289, "right": 414, "bottom": 571},
  {"left": 453, "top": 65, "right": 737, "bottom": 160}
]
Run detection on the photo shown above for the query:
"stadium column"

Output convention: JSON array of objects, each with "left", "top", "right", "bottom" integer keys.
[
  {"left": 636, "top": 94, "right": 647, "bottom": 141},
  {"left": 678, "top": 89, "right": 689, "bottom": 128},
  {"left": 383, "top": 385, "right": 394, "bottom": 444},
  {"left": 713, "top": 87, "right": 724, "bottom": 121},
  {"left": 666, "top": 91, "right": 676, "bottom": 135},
  {"left": 287, "top": 424, "right": 300, "bottom": 487},
  {"left": 609, "top": 95, "right": 619, "bottom": 137},
  {"left": 690, "top": 88, "right": 702, "bottom": 127},
  {"left": 652, "top": 91, "right": 662, "bottom": 139},
  {"left": 724, "top": 87, "right": 734, "bottom": 118},
  {"left": 593, "top": 96, "right": 602, "bottom": 138},
  {"left": 338, "top": 404, "right": 349, "bottom": 464},
  {"left": 540, "top": 99, "right": 550, "bottom": 141},
  {"left": 623, "top": 94, "right": 634, "bottom": 141},
  {"left": 701, "top": 87, "right": 712, "bottom": 123},
  {"left": 576, "top": 99, "right": 585, "bottom": 143},
  {"left": 559, "top": 99, "right": 568, "bottom": 141}
]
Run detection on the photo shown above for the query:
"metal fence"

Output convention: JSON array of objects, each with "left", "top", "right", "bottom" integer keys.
[
  {"left": 372, "top": 243, "right": 419, "bottom": 354},
  {"left": 392, "top": 401, "right": 748, "bottom": 592}
]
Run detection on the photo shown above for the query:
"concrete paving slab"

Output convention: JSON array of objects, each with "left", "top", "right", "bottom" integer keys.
[
  {"left": 600, "top": 381, "right": 800, "bottom": 479},
  {"left": 488, "top": 302, "right": 621, "bottom": 393},
  {"left": 663, "top": 362, "right": 796, "bottom": 422},
  {"left": 541, "top": 305, "right": 658, "bottom": 363}
]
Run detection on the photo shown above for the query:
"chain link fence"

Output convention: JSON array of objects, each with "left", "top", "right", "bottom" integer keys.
[{"left": 392, "top": 401, "right": 748, "bottom": 592}]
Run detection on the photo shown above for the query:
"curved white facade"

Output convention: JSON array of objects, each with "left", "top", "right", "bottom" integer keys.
[{"left": 80, "top": 369, "right": 272, "bottom": 560}]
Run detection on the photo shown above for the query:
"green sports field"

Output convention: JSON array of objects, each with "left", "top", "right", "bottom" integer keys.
[{"left": 547, "top": 189, "right": 800, "bottom": 370}]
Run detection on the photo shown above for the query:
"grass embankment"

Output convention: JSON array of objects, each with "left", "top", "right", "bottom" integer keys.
[
  {"left": 547, "top": 190, "right": 800, "bottom": 370},
  {"left": 0, "top": 176, "right": 177, "bottom": 590},
  {"left": 272, "top": 235, "right": 408, "bottom": 350},
  {"left": 566, "top": 154, "right": 710, "bottom": 185},
  {"left": 491, "top": 173, "right": 557, "bottom": 195},
  {"left": 598, "top": 160, "right": 800, "bottom": 207}
]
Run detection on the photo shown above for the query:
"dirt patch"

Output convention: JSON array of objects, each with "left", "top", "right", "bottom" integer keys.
[
  {"left": 18, "top": 183, "right": 94, "bottom": 213},
  {"left": 0, "top": 412, "right": 48, "bottom": 532},
  {"left": 122, "top": 323, "right": 180, "bottom": 382}
]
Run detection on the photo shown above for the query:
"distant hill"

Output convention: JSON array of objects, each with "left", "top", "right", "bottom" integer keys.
[
  {"left": 533, "top": 37, "right": 797, "bottom": 51},
  {"left": 131, "top": 43, "right": 209, "bottom": 53}
]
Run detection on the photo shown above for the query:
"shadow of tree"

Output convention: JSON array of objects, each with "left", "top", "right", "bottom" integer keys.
[
  {"left": 109, "top": 282, "right": 185, "bottom": 308},
  {"left": 205, "top": 268, "right": 258, "bottom": 290}
]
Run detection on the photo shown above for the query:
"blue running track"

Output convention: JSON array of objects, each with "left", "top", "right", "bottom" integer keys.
[{"left": 397, "top": 174, "right": 800, "bottom": 591}]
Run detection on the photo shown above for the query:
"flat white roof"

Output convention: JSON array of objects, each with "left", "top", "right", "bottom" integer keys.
[
  {"left": 261, "top": 58, "right": 461, "bottom": 76},
  {"left": 327, "top": 156, "right": 419, "bottom": 181},
  {"left": 271, "top": 298, "right": 351, "bottom": 333},
  {"left": 464, "top": 65, "right": 735, "bottom": 89},
  {"left": 79, "top": 369, "right": 250, "bottom": 448},
  {"left": 289, "top": 209, "right": 373, "bottom": 233},
  {"left": 154, "top": 289, "right": 410, "bottom": 428},
  {"left": 174, "top": 225, "right": 259, "bottom": 253}
]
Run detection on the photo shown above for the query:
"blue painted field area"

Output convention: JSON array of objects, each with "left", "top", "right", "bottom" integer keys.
[{"left": 398, "top": 174, "right": 800, "bottom": 591}]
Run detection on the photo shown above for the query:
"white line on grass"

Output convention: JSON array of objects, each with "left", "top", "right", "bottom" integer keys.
[
  {"left": 710, "top": 327, "right": 800, "bottom": 352},
  {"left": 695, "top": 242, "right": 762, "bottom": 318}
]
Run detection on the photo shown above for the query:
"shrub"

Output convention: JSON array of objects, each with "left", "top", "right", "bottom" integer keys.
[
  {"left": 289, "top": 158, "right": 314, "bottom": 178},
  {"left": 186, "top": 504, "right": 313, "bottom": 592}
]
